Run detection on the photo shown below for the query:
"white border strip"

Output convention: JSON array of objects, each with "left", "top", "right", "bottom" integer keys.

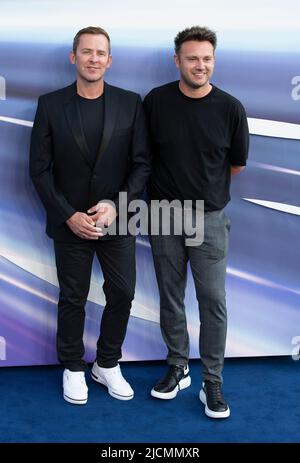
[
  {"left": 249, "top": 162, "right": 300, "bottom": 176},
  {"left": 0, "top": 116, "right": 33, "bottom": 127},
  {"left": 247, "top": 117, "right": 300, "bottom": 140},
  {"left": 244, "top": 198, "right": 300, "bottom": 216},
  {"left": 1, "top": 115, "right": 300, "bottom": 140}
]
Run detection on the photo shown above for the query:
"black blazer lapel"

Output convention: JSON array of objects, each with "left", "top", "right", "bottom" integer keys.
[
  {"left": 95, "top": 82, "right": 119, "bottom": 167},
  {"left": 63, "top": 84, "right": 92, "bottom": 169}
]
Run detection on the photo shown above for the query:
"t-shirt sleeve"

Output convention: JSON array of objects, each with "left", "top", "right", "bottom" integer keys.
[{"left": 228, "top": 102, "right": 249, "bottom": 166}]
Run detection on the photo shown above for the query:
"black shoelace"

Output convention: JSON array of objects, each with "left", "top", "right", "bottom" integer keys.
[
  {"left": 206, "top": 382, "right": 225, "bottom": 404},
  {"left": 162, "top": 365, "right": 185, "bottom": 386}
]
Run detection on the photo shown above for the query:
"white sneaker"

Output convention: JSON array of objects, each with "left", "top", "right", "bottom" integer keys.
[
  {"left": 91, "top": 362, "right": 134, "bottom": 400},
  {"left": 63, "top": 369, "right": 88, "bottom": 405}
]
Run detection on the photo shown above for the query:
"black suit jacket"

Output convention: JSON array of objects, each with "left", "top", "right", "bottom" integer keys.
[{"left": 30, "top": 82, "right": 150, "bottom": 241}]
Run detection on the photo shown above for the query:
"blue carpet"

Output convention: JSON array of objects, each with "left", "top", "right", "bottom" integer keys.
[{"left": 0, "top": 357, "right": 299, "bottom": 443}]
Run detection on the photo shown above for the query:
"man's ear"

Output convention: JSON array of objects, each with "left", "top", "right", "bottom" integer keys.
[
  {"left": 70, "top": 50, "right": 76, "bottom": 65},
  {"left": 174, "top": 53, "right": 180, "bottom": 69},
  {"left": 107, "top": 55, "right": 112, "bottom": 69}
]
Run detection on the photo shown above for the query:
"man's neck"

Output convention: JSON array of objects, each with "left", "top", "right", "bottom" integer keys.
[
  {"left": 179, "top": 81, "right": 212, "bottom": 99},
  {"left": 76, "top": 78, "right": 104, "bottom": 99}
]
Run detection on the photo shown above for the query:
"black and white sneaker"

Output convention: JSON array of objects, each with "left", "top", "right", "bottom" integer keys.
[
  {"left": 199, "top": 381, "right": 230, "bottom": 418},
  {"left": 151, "top": 365, "right": 191, "bottom": 399}
]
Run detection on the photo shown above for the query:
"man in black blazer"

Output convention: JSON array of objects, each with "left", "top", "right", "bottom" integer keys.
[{"left": 30, "top": 26, "right": 150, "bottom": 405}]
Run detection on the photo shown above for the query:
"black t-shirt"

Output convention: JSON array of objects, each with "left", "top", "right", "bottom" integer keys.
[
  {"left": 77, "top": 94, "right": 104, "bottom": 167},
  {"left": 143, "top": 81, "right": 249, "bottom": 211}
]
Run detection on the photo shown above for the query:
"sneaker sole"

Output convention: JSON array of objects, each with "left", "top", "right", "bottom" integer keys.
[
  {"left": 63, "top": 393, "right": 88, "bottom": 405},
  {"left": 151, "top": 375, "right": 191, "bottom": 400},
  {"left": 91, "top": 371, "right": 134, "bottom": 401},
  {"left": 199, "top": 389, "right": 230, "bottom": 418}
]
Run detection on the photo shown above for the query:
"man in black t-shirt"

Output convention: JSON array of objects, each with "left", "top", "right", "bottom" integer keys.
[
  {"left": 30, "top": 26, "right": 150, "bottom": 405},
  {"left": 144, "top": 26, "right": 249, "bottom": 418}
]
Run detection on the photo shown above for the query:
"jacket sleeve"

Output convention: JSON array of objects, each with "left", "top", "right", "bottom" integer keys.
[
  {"left": 113, "top": 95, "right": 151, "bottom": 212},
  {"left": 29, "top": 96, "right": 76, "bottom": 226}
]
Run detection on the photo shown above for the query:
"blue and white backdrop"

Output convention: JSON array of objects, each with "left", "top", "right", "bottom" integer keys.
[{"left": 0, "top": 0, "right": 300, "bottom": 366}]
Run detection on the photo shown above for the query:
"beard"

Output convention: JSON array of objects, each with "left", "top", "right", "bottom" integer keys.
[{"left": 181, "top": 72, "right": 209, "bottom": 90}]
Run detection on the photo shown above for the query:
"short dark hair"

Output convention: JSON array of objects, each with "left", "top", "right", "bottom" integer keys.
[
  {"left": 174, "top": 26, "right": 217, "bottom": 54},
  {"left": 73, "top": 26, "right": 111, "bottom": 54}
]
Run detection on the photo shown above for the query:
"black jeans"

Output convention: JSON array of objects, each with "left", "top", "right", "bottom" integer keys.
[
  {"left": 54, "top": 236, "right": 136, "bottom": 371},
  {"left": 150, "top": 209, "right": 230, "bottom": 383}
]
